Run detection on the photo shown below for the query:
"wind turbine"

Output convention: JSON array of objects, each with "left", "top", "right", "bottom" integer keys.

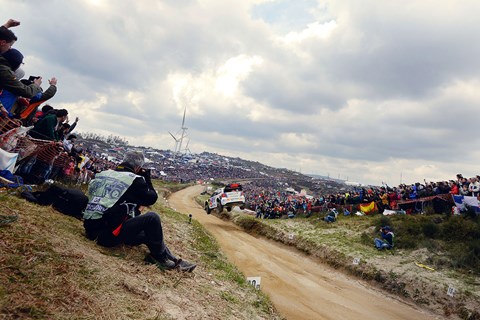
[
  {"left": 168, "top": 106, "right": 189, "bottom": 159},
  {"left": 176, "top": 106, "right": 188, "bottom": 156}
]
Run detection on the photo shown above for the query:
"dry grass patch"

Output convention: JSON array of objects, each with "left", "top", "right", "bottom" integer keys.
[{"left": 0, "top": 187, "right": 281, "bottom": 320}]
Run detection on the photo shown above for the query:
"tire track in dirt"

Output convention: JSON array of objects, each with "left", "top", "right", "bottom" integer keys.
[{"left": 168, "top": 185, "right": 441, "bottom": 320}]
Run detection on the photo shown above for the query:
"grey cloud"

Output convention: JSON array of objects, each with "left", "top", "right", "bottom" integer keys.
[{"left": 3, "top": 0, "right": 480, "bottom": 185}]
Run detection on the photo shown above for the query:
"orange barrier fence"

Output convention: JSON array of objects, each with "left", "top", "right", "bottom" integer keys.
[
  {"left": 395, "top": 193, "right": 452, "bottom": 209},
  {"left": 1, "top": 118, "right": 65, "bottom": 169}
]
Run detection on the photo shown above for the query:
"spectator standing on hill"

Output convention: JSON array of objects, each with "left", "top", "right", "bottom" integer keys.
[
  {"left": 0, "top": 19, "right": 43, "bottom": 102},
  {"left": 63, "top": 134, "right": 77, "bottom": 154},
  {"left": 33, "top": 104, "right": 54, "bottom": 122},
  {"left": 460, "top": 184, "right": 470, "bottom": 196},
  {"left": 468, "top": 177, "right": 480, "bottom": 197},
  {"left": 28, "top": 109, "right": 68, "bottom": 140},
  {"left": 0, "top": 49, "right": 42, "bottom": 105},
  {"left": 374, "top": 226, "right": 394, "bottom": 250},
  {"left": 83, "top": 151, "right": 196, "bottom": 272},
  {"left": 306, "top": 200, "right": 312, "bottom": 217},
  {"left": 0, "top": 52, "right": 58, "bottom": 120},
  {"left": 0, "top": 48, "right": 25, "bottom": 116},
  {"left": 56, "top": 117, "right": 79, "bottom": 141},
  {"left": 17, "top": 76, "right": 58, "bottom": 124},
  {"left": 449, "top": 181, "right": 459, "bottom": 195},
  {"left": 456, "top": 174, "right": 464, "bottom": 186},
  {"left": 0, "top": 19, "right": 20, "bottom": 54},
  {"left": 379, "top": 190, "right": 389, "bottom": 210}
]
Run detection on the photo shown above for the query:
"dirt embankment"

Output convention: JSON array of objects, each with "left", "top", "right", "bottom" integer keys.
[
  {"left": 168, "top": 185, "right": 442, "bottom": 320},
  {"left": 0, "top": 189, "right": 281, "bottom": 320}
]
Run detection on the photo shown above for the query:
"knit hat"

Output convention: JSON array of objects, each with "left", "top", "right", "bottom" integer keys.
[{"left": 2, "top": 48, "right": 23, "bottom": 71}]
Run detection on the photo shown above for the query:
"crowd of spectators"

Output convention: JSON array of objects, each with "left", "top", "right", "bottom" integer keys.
[
  {"left": 243, "top": 174, "right": 480, "bottom": 219},
  {"left": 90, "top": 147, "right": 477, "bottom": 219},
  {"left": 0, "top": 19, "right": 477, "bottom": 221},
  {"left": 155, "top": 153, "right": 260, "bottom": 183},
  {"left": 0, "top": 19, "right": 118, "bottom": 185}
]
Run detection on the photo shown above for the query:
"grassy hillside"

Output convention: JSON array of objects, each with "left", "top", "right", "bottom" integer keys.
[{"left": 0, "top": 183, "right": 282, "bottom": 320}]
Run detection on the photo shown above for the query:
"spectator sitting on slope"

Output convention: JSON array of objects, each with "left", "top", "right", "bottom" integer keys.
[
  {"left": 374, "top": 226, "right": 394, "bottom": 250},
  {"left": 83, "top": 151, "right": 196, "bottom": 272}
]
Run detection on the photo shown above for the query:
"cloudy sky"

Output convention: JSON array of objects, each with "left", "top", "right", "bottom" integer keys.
[{"left": 3, "top": 0, "right": 480, "bottom": 185}]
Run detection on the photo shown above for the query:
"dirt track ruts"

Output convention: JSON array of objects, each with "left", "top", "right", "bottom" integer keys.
[{"left": 168, "top": 185, "right": 441, "bottom": 320}]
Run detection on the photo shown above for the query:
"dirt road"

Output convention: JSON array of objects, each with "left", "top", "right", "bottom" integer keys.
[{"left": 168, "top": 185, "right": 441, "bottom": 320}]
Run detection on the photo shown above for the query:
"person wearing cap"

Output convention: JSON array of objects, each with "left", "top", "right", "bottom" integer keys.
[
  {"left": 374, "top": 226, "right": 394, "bottom": 250},
  {"left": 0, "top": 19, "right": 43, "bottom": 101},
  {"left": 83, "top": 151, "right": 197, "bottom": 272},
  {"left": 0, "top": 48, "right": 27, "bottom": 116},
  {"left": 0, "top": 53, "right": 43, "bottom": 107}
]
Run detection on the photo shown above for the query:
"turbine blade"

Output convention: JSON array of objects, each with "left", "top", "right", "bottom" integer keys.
[
  {"left": 168, "top": 131, "right": 178, "bottom": 141},
  {"left": 181, "top": 106, "right": 186, "bottom": 128}
]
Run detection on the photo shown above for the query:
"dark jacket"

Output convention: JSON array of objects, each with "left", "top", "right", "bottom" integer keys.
[
  {"left": 83, "top": 164, "right": 158, "bottom": 243},
  {"left": 382, "top": 231, "right": 394, "bottom": 247},
  {"left": 0, "top": 56, "right": 42, "bottom": 98},
  {"left": 28, "top": 113, "right": 59, "bottom": 140}
]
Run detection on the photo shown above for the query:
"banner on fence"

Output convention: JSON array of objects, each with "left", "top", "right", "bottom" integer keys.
[
  {"left": 452, "top": 195, "right": 480, "bottom": 213},
  {"left": 359, "top": 201, "right": 376, "bottom": 214}
]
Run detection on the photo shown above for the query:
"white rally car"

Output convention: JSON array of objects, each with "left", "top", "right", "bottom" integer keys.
[{"left": 204, "top": 183, "right": 245, "bottom": 214}]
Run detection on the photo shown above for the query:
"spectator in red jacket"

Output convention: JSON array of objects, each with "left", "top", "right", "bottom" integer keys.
[{"left": 449, "top": 181, "right": 459, "bottom": 195}]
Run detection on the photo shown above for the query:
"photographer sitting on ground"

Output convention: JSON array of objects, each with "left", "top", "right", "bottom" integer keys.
[
  {"left": 83, "top": 151, "right": 196, "bottom": 272},
  {"left": 374, "top": 226, "right": 394, "bottom": 250}
]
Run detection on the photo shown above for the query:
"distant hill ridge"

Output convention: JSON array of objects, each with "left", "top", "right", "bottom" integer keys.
[{"left": 77, "top": 136, "right": 353, "bottom": 197}]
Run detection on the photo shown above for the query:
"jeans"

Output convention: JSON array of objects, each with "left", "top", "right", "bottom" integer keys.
[{"left": 374, "top": 238, "right": 392, "bottom": 250}]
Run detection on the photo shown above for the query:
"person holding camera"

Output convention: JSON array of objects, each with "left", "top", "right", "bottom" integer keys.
[
  {"left": 0, "top": 19, "right": 44, "bottom": 101},
  {"left": 83, "top": 151, "right": 196, "bottom": 272},
  {"left": 374, "top": 226, "right": 394, "bottom": 250}
]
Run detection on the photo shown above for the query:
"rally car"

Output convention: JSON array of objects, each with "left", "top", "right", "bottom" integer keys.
[{"left": 204, "top": 183, "right": 245, "bottom": 214}]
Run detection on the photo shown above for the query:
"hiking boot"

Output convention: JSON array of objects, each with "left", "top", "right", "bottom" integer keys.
[
  {"left": 145, "top": 254, "right": 176, "bottom": 271},
  {"left": 177, "top": 260, "right": 197, "bottom": 272},
  {"left": 158, "top": 259, "right": 176, "bottom": 270}
]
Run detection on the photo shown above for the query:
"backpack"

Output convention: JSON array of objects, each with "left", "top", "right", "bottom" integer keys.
[{"left": 21, "top": 184, "right": 88, "bottom": 219}]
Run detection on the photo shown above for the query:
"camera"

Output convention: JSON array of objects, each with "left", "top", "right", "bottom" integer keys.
[{"left": 139, "top": 168, "right": 151, "bottom": 178}]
